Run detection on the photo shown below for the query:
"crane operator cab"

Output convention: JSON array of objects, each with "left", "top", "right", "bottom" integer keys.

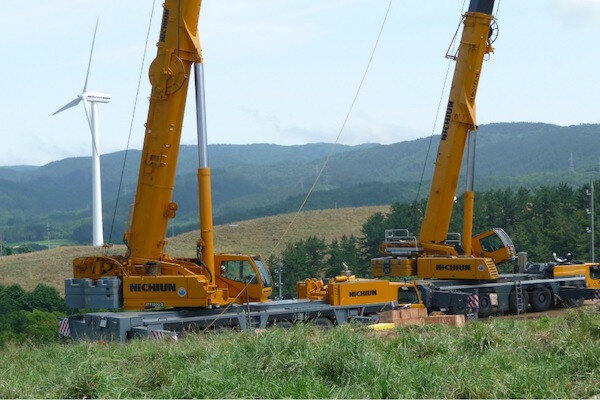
[
  {"left": 471, "top": 228, "right": 516, "bottom": 265},
  {"left": 215, "top": 254, "right": 273, "bottom": 303}
]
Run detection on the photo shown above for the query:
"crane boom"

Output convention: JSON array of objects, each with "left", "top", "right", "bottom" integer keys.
[
  {"left": 419, "top": 0, "right": 495, "bottom": 255},
  {"left": 68, "top": 0, "right": 273, "bottom": 310},
  {"left": 371, "top": 0, "right": 507, "bottom": 281},
  {"left": 125, "top": 0, "right": 202, "bottom": 262}
]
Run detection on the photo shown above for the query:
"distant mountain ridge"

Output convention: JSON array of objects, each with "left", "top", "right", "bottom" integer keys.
[{"left": 0, "top": 122, "right": 598, "bottom": 244}]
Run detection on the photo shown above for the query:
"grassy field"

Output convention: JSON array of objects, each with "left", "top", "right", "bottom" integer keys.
[
  {"left": 0, "top": 206, "right": 388, "bottom": 293},
  {"left": 0, "top": 309, "right": 598, "bottom": 399}
]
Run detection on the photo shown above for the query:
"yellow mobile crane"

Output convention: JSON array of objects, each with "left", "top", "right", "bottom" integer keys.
[
  {"left": 372, "top": 0, "right": 599, "bottom": 316},
  {"left": 63, "top": 1, "right": 475, "bottom": 341},
  {"left": 68, "top": 0, "right": 272, "bottom": 310},
  {"left": 373, "top": 0, "right": 509, "bottom": 281},
  {"left": 61, "top": 0, "right": 595, "bottom": 340}
]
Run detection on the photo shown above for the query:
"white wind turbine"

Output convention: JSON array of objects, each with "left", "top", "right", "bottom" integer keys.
[{"left": 53, "top": 20, "right": 111, "bottom": 247}]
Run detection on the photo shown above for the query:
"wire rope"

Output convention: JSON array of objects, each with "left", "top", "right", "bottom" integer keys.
[
  {"left": 412, "top": 0, "right": 468, "bottom": 209},
  {"left": 266, "top": 0, "right": 394, "bottom": 259},
  {"left": 494, "top": 0, "right": 502, "bottom": 18},
  {"left": 108, "top": 0, "right": 157, "bottom": 244}
]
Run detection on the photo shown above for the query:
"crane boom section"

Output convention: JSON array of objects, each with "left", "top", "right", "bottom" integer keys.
[
  {"left": 418, "top": 8, "right": 494, "bottom": 251},
  {"left": 126, "top": 0, "right": 203, "bottom": 262}
]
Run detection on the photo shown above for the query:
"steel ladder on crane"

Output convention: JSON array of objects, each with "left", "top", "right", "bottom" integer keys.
[{"left": 515, "top": 280, "right": 524, "bottom": 314}]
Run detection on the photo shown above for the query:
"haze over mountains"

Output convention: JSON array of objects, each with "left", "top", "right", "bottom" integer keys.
[{"left": 1, "top": 122, "right": 598, "bottom": 244}]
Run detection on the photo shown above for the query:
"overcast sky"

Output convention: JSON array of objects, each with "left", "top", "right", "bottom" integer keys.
[{"left": 1, "top": 0, "right": 599, "bottom": 166}]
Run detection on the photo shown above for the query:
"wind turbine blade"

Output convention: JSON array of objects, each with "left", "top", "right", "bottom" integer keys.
[
  {"left": 82, "top": 100, "right": 99, "bottom": 157},
  {"left": 52, "top": 98, "right": 81, "bottom": 116},
  {"left": 82, "top": 99, "right": 94, "bottom": 132},
  {"left": 83, "top": 18, "right": 99, "bottom": 93}
]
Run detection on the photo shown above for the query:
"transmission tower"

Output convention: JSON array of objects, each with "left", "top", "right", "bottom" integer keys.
[{"left": 569, "top": 152, "right": 575, "bottom": 173}]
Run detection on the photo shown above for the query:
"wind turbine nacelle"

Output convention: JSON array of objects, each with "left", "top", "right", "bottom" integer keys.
[{"left": 82, "top": 92, "right": 111, "bottom": 103}]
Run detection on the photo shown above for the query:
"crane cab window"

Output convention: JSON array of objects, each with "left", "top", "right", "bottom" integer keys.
[
  {"left": 590, "top": 265, "right": 600, "bottom": 280},
  {"left": 398, "top": 286, "right": 419, "bottom": 304},
  {"left": 221, "top": 260, "right": 258, "bottom": 283},
  {"left": 480, "top": 234, "right": 505, "bottom": 253},
  {"left": 253, "top": 257, "right": 272, "bottom": 287}
]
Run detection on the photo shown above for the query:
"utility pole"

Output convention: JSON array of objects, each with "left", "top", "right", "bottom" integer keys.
[
  {"left": 587, "top": 177, "right": 595, "bottom": 262},
  {"left": 46, "top": 223, "right": 51, "bottom": 242}
]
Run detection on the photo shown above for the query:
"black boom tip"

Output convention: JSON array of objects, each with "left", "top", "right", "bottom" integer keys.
[{"left": 468, "top": 0, "right": 495, "bottom": 15}]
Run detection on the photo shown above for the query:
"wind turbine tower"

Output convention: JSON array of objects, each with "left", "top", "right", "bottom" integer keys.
[{"left": 53, "top": 20, "right": 111, "bottom": 246}]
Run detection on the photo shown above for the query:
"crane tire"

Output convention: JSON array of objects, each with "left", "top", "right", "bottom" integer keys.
[
  {"left": 478, "top": 294, "right": 493, "bottom": 318},
  {"left": 509, "top": 289, "right": 529, "bottom": 314},
  {"left": 530, "top": 288, "right": 552, "bottom": 312},
  {"left": 311, "top": 317, "right": 334, "bottom": 330},
  {"left": 272, "top": 319, "right": 294, "bottom": 329}
]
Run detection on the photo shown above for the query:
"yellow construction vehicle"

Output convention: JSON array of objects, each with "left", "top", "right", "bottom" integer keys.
[
  {"left": 61, "top": 0, "right": 595, "bottom": 340},
  {"left": 554, "top": 264, "right": 600, "bottom": 289},
  {"left": 64, "top": 1, "right": 467, "bottom": 340},
  {"left": 369, "top": 0, "right": 507, "bottom": 281},
  {"left": 524, "top": 256, "right": 600, "bottom": 290},
  {"left": 67, "top": 0, "right": 272, "bottom": 310},
  {"left": 370, "top": 0, "right": 599, "bottom": 316},
  {"left": 297, "top": 265, "right": 426, "bottom": 308}
]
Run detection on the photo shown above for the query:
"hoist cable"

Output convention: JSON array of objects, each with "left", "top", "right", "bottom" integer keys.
[
  {"left": 494, "top": 0, "right": 502, "bottom": 18},
  {"left": 266, "top": 0, "right": 394, "bottom": 259},
  {"left": 108, "top": 0, "right": 157, "bottom": 244},
  {"left": 413, "top": 0, "right": 468, "bottom": 208}
]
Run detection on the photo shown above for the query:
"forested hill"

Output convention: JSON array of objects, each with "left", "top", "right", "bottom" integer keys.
[{"left": 0, "top": 122, "right": 598, "bottom": 244}]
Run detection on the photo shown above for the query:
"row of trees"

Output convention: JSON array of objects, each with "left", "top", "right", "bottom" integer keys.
[
  {"left": 277, "top": 183, "right": 598, "bottom": 298},
  {"left": 271, "top": 236, "right": 364, "bottom": 298},
  {"left": 0, "top": 284, "right": 70, "bottom": 345}
]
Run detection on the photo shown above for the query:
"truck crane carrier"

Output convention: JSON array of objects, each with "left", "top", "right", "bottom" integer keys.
[
  {"left": 60, "top": 0, "right": 472, "bottom": 342},
  {"left": 371, "top": 0, "right": 600, "bottom": 317}
]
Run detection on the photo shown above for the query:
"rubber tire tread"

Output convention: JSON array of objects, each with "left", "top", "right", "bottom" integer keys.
[
  {"left": 478, "top": 294, "right": 493, "bottom": 318},
  {"left": 530, "top": 288, "right": 552, "bottom": 312}
]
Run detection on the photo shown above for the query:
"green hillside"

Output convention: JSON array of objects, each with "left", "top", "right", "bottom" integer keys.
[
  {"left": 1, "top": 123, "right": 598, "bottom": 245},
  {"left": 0, "top": 206, "right": 389, "bottom": 293}
]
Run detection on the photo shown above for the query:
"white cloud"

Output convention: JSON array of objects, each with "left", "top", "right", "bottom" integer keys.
[
  {"left": 238, "top": 106, "right": 421, "bottom": 146},
  {"left": 553, "top": 0, "right": 600, "bottom": 28}
]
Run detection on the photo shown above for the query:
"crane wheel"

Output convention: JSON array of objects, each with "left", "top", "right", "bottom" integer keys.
[
  {"left": 509, "top": 289, "right": 529, "bottom": 314},
  {"left": 311, "top": 317, "right": 334, "bottom": 330},
  {"left": 272, "top": 320, "right": 294, "bottom": 329},
  {"left": 477, "top": 294, "right": 493, "bottom": 318},
  {"left": 530, "top": 288, "right": 552, "bottom": 312}
]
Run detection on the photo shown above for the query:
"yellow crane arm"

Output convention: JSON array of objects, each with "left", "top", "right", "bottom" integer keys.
[
  {"left": 125, "top": 0, "right": 203, "bottom": 263},
  {"left": 418, "top": 0, "right": 495, "bottom": 254}
]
